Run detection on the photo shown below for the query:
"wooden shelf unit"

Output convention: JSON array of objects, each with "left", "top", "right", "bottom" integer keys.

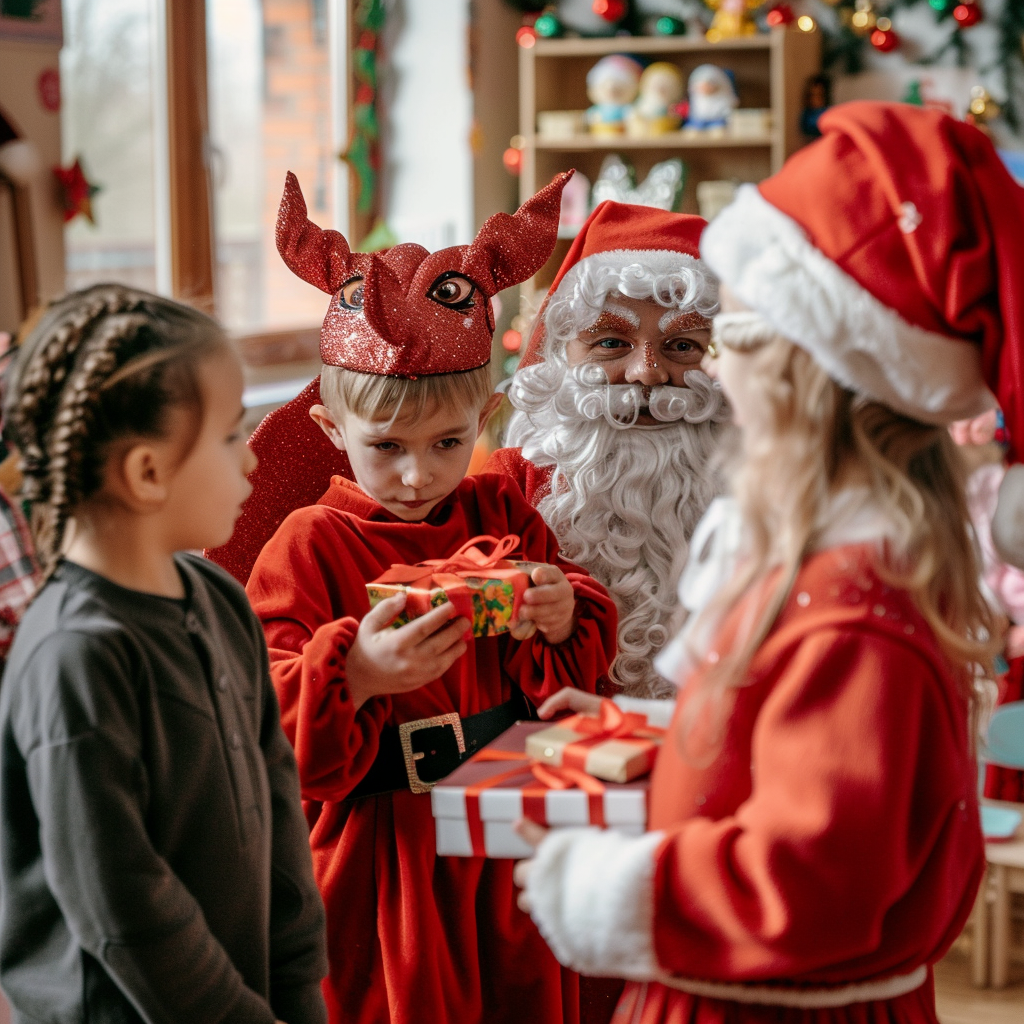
[
  {"left": 517, "top": 27, "right": 821, "bottom": 301},
  {"left": 534, "top": 132, "right": 773, "bottom": 150}
]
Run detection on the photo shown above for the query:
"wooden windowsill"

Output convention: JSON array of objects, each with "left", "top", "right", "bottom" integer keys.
[{"left": 234, "top": 325, "right": 320, "bottom": 367}]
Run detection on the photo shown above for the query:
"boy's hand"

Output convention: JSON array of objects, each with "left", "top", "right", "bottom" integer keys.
[
  {"left": 347, "top": 595, "right": 469, "bottom": 709},
  {"left": 514, "top": 565, "right": 576, "bottom": 645}
]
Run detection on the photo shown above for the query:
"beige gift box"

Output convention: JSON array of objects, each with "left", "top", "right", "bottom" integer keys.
[{"left": 525, "top": 723, "right": 660, "bottom": 784}]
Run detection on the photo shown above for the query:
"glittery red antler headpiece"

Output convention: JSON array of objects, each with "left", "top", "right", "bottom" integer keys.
[{"left": 276, "top": 169, "right": 573, "bottom": 377}]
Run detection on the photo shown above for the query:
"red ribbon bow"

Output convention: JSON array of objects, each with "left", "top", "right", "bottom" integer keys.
[
  {"left": 373, "top": 534, "right": 530, "bottom": 627},
  {"left": 556, "top": 699, "right": 665, "bottom": 774},
  {"left": 426, "top": 534, "right": 522, "bottom": 573}
]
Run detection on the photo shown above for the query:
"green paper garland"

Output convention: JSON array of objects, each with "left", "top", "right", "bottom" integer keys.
[{"left": 341, "top": 0, "right": 384, "bottom": 216}]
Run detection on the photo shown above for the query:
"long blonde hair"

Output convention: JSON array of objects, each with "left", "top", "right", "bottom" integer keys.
[{"left": 680, "top": 334, "right": 998, "bottom": 756}]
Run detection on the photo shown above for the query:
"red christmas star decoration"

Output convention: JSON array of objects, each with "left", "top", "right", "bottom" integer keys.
[{"left": 53, "top": 157, "right": 100, "bottom": 224}]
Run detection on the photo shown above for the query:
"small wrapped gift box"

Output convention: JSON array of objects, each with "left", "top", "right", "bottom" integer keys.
[
  {"left": 366, "top": 534, "right": 540, "bottom": 638},
  {"left": 431, "top": 721, "right": 649, "bottom": 858},
  {"left": 524, "top": 700, "right": 663, "bottom": 783}
]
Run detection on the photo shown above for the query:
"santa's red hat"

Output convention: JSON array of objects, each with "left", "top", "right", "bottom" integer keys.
[
  {"left": 702, "top": 101, "right": 1024, "bottom": 458},
  {"left": 519, "top": 201, "right": 711, "bottom": 368},
  {"left": 277, "top": 169, "right": 571, "bottom": 378}
]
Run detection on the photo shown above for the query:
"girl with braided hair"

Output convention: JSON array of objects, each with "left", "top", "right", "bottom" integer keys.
[{"left": 0, "top": 284, "right": 328, "bottom": 1024}]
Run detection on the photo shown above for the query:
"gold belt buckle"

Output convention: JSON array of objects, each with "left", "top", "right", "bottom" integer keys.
[{"left": 398, "top": 712, "right": 466, "bottom": 794}]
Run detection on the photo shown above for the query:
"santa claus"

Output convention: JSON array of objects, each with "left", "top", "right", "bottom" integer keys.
[{"left": 485, "top": 202, "right": 728, "bottom": 698}]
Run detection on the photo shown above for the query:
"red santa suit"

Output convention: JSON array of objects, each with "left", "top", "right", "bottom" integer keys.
[
  {"left": 247, "top": 473, "right": 616, "bottom": 1024},
  {"left": 525, "top": 539, "right": 982, "bottom": 1024},
  {"left": 522, "top": 103, "right": 1024, "bottom": 1023}
]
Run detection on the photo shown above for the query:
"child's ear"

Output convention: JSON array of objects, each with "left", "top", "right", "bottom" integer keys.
[
  {"left": 310, "top": 404, "right": 347, "bottom": 451},
  {"left": 114, "top": 441, "right": 172, "bottom": 510},
  {"left": 477, "top": 392, "right": 504, "bottom": 436}
]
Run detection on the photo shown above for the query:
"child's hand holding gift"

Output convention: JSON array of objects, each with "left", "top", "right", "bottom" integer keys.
[
  {"left": 347, "top": 595, "right": 470, "bottom": 709},
  {"left": 514, "top": 564, "right": 576, "bottom": 645}
]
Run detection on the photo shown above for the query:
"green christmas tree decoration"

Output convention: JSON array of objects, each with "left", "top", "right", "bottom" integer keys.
[{"left": 903, "top": 80, "right": 924, "bottom": 105}]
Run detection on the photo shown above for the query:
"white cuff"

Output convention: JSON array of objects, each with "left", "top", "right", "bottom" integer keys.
[
  {"left": 613, "top": 695, "right": 676, "bottom": 729},
  {"left": 525, "top": 827, "right": 665, "bottom": 979}
]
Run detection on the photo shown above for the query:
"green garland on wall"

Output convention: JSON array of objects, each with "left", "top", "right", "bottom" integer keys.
[{"left": 341, "top": 0, "right": 385, "bottom": 215}]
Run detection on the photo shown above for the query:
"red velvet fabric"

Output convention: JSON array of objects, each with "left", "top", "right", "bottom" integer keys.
[
  {"left": 623, "top": 544, "right": 984, "bottom": 1023},
  {"left": 246, "top": 472, "right": 618, "bottom": 1024},
  {"left": 205, "top": 379, "right": 354, "bottom": 586},
  {"left": 480, "top": 446, "right": 553, "bottom": 506}
]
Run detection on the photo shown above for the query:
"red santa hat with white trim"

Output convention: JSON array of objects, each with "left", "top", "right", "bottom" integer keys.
[
  {"left": 518, "top": 200, "right": 712, "bottom": 368},
  {"left": 700, "top": 100, "right": 1024, "bottom": 561}
]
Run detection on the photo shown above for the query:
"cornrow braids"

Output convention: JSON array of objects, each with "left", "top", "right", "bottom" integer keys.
[{"left": 3, "top": 283, "right": 225, "bottom": 582}]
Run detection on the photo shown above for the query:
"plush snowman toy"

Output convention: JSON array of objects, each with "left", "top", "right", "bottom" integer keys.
[{"left": 684, "top": 64, "right": 738, "bottom": 134}]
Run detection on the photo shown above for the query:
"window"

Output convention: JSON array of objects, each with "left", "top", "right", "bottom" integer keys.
[
  {"left": 60, "top": 0, "right": 346, "bottom": 338},
  {"left": 60, "top": 0, "right": 159, "bottom": 294},
  {"left": 208, "top": 0, "right": 339, "bottom": 333}
]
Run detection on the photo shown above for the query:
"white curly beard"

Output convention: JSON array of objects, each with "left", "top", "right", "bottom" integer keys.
[{"left": 505, "top": 361, "right": 726, "bottom": 697}]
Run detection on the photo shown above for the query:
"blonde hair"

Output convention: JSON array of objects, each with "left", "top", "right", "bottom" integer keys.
[
  {"left": 680, "top": 335, "right": 997, "bottom": 757},
  {"left": 320, "top": 364, "right": 494, "bottom": 423}
]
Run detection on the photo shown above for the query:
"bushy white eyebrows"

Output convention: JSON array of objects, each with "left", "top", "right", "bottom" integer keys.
[
  {"left": 597, "top": 303, "right": 641, "bottom": 329},
  {"left": 659, "top": 309, "right": 712, "bottom": 333},
  {"left": 659, "top": 309, "right": 687, "bottom": 332}
]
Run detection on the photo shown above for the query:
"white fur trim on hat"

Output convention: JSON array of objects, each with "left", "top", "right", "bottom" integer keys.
[
  {"left": 701, "top": 184, "right": 995, "bottom": 425},
  {"left": 525, "top": 827, "right": 664, "bottom": 979}
]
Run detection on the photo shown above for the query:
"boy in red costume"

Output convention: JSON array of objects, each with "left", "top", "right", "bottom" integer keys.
[
  {"left": 514, "top": 102, "right": 1022, "bottom": 1024},
  {"left": 238, "top": 171, "right": 617, "bottom": 1024}
]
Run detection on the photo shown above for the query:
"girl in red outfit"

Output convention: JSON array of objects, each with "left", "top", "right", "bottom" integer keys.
[
  {"left": 240, "top": 171, "right": 618, "bottom": 1024},
  {"left": 515, "top": 101, "right": 1024, "bottom": 1024}
]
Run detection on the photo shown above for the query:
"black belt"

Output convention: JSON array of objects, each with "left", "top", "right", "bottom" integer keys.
[{"left": 347, "top": 687, "right": 534, "bottom": 799}]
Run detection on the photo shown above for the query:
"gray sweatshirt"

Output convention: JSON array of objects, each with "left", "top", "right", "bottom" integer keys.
[{"left": 0, "top": 555, "right": 327, "bottom": 1024}]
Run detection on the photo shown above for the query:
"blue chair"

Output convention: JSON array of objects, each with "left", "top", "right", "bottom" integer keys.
[
  {"left": 985, "top": 700, "right": 1024, "bottom": 769},
  {"left": 980, "top": 700, "right": 1024, "bottom": 841},
  {"left": 973, "top": 700, "right": 1024, "bottom": 987}
]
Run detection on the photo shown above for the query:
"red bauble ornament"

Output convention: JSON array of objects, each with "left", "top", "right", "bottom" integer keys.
[
  {"left": 870, "top": 27, "right": 900, "bottom": 52},
  {"left": 766, "top": 4, "right": 796, "bottom": 27},
  {"left": 953, "top": 2, "right": 983, "bottom": 27},
  {"left": 502, "top": 147, "right": 523, "bottom": 175},
  {"left": 593, "top": 0, "right": 626, "bottom": 22},
  {"left": 502, "top": 329, "right": 522, "bottom": 353},
  {"left": 516, "top": 25, "right": 537, "bottom": 48},
  {"left": 37, "top": 68, "right": 60, "bottom": 112}
]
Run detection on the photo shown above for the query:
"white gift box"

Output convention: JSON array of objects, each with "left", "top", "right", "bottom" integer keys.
[{"left": 431, "top": 721, "right": 650, "bottom": 858}]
